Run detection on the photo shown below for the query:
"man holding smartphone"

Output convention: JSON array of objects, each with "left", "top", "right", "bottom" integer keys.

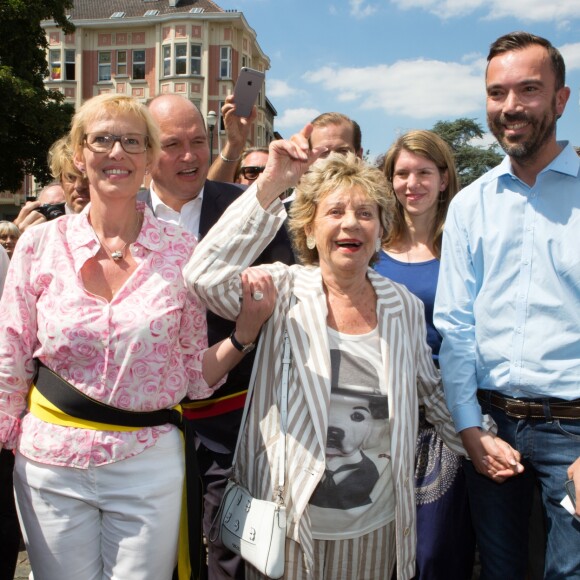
[
  {"left": 211, "top": 107, "right": 364, "bottom": 187},
  {"left": 145, "top": 94, "right": 294, "bottom": 580}
]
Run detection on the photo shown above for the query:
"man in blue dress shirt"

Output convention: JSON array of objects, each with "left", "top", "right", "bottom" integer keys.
[{"left": 434, "top": 31, "right": 580, "bottom": 579}]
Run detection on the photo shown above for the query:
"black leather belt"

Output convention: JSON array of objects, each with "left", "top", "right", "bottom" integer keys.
[{"left": 477, "top": 390, "right": 580, "bottom": 420}]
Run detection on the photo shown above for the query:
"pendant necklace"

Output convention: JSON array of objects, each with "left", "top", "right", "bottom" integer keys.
[{"left": 92, "top": 214, "right": 142, "bottom": 262}]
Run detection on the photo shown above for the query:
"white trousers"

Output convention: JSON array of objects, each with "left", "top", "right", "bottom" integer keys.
[{"left": 14, "top": 428, "right": 184, "bottom": 580}]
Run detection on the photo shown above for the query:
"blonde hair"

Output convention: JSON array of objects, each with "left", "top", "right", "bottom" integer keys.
[
  {"left": 0, "top": 221, "right": 21, "bottom": 240},
  {"left": 48, "top": 136, "right": 80, "bottom": 183},
  {"left": 288, "top": 153, "right": 395, "bottom": 265},
  {"left": 69, "top": 94, "right": 160, "bottom": 162}
]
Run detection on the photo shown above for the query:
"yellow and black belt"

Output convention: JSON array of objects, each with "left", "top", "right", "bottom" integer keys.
[{"left": 29, "top": 361, "right": 204, "bottom": 580}]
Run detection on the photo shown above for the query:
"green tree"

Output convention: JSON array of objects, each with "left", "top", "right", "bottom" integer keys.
[
  {"left": 0, "top": 0, "right": 75, "bottom": 192},
  {"left": 431, "top": 118, "right": 503, "bottom": 187}
]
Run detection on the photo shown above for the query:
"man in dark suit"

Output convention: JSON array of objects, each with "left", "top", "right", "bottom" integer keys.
[{"left": 145, "top": 94, "right": 293, "bottom": 580}]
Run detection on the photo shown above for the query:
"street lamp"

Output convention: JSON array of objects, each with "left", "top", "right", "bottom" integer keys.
[{"left": 206, "top": 110, "right": 217, "bottom": 163}]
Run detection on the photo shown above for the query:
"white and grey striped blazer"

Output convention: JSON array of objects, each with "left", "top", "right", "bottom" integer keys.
[{"left": 184, "top": 185, "right": 464, "bottom": 580}]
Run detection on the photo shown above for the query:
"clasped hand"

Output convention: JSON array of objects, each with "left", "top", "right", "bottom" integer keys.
[
  {"left": 234, "top": 268, "right": 277, "bottom": 346},
  {"left": 461, "top": 427, "right": 524, "bottom": 483}
]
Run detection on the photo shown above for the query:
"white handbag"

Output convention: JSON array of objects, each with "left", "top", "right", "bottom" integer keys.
[{"left": 211, "top": 330, "right": 292, "bottom": 579}]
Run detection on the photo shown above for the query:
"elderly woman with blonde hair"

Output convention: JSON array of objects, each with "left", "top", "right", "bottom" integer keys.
[
  {"left": 0, "top": 220, "right": 20, "bottom": 259},
  {"left": 185, "top": 126, "right": 522, "bottom": 579},
  {"left": 0, "top": 93, "right": 274, "bottom": 580}
]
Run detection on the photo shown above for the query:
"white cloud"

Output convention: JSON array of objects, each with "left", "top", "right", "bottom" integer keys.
[
  {"left": 390, "top": 0, "right": 580, "bottom": 22},
  {"left": 560, "top": 42, "right": 580, "bottom": 72},
  {"left": 303, "top": 58, "right": 485, "bottom": 119},
  {"left": 471, "top": 132, "right": 499, "bottom": 148},
  {"left": 267, "top": 79, "right": 301, "bottom": 99},
  {"left": 350, "top": 0, "right": 378, "bottom": 18},
  {"left": 276, "top": 108, "right": 321, "bottom": 129}
]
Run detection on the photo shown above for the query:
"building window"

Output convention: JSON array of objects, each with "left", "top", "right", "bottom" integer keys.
[
  {"left": 220, "top": 46, "right": 231, "bottom": 79},
  {"left": 257, "top": 125, "right": 264, "bottom": 147},
  {"left": 175, "top": 43, "right": 187, "bottom": 75},
  {"left": 162, "top": 45, "right": 171, "bottom": 77},
  {"left": 117, "top": 51, "right": 127, "bottom": 76},
  {"left": 49, "top": 49, "right": 61, "bottom": 80},
  {"left": 133, "top": 50, "right": 146, "bottom": 80},
  {"left": 64, "top": 50, "right": 75, "bottom": 80},
  {"left": 191, "top": 44, "right": 201, "bottom": 75},
  {"left": 99, "top": 51, "right": 112, "bottom": 81}
]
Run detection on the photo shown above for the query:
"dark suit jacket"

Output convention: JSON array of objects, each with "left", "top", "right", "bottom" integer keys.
[{"left": 140, "top": 180, "right": 295, "bottom": 449}]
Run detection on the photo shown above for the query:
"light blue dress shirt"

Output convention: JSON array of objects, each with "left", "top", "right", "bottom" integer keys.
[{"left": 434, "top": 142, "right": 580, "bottom": 432}]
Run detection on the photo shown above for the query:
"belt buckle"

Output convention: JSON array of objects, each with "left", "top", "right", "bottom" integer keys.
[{"left": 503, "top": 398, "right": 529, "bottom": 419}]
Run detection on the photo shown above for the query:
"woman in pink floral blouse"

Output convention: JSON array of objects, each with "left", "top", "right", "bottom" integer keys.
[{"left": 0, "top": 94, "right": 275, "bottom": 580}]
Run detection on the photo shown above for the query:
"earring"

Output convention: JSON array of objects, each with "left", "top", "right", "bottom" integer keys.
[
  {"left": 306, "top": 235, "right": 316, "bottom": 250},
  {"left": 375, "top": 238, "right": 382, "bottom": 252}
]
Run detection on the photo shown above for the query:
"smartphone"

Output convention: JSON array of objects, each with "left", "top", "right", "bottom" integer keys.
[
  {"left": 565, "top": 479, "right": 576, "bottom": 508},
  {"left": 232, "top": 67, "right": 265, "bottom": 118},
  {"left": 564, "top": 479, "right": 580, "bottom": 522}
]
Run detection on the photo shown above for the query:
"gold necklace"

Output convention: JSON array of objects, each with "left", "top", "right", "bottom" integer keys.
[{"left": 92, "top": 213, "right": 142, "bottom": 262}]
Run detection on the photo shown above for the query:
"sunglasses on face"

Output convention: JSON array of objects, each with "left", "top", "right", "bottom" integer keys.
[{"left": 239, "top": 166, "right": 266, "bottom": 181}]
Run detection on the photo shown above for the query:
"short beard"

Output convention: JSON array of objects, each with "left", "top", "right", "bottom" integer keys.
[{"left": 488, "top": 97, "right": 558, "bottom": 161}]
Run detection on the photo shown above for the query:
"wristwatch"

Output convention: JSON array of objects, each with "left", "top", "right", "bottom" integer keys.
[{"left": 230, "top": 330, "right": 256, "bottom": 354}]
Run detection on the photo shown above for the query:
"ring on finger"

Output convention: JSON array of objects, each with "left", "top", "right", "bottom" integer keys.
[{"left": 253, "top": 291, "right": 264, "bottom": 301}]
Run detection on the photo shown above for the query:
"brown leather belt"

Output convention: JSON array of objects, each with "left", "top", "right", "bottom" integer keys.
[{"left": 477, "top": 390, "right": 580, "bottom": 420}]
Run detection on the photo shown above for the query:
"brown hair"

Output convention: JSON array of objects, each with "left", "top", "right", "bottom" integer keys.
[
  {"left": 234, "top": 146, "right": 270, "bottom": 181},
  {"left": 382, "top": 130, "right": 458, "bottom": 259},
  {"left": 310, "top": 112, "right": 362, "bottom": 153},
  {"left": 487, "top": 31, "right": 565, "bottom": 90}
]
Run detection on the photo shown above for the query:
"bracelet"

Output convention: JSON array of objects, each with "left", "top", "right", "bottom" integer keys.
[{"left": 220, "top": 151, "right": 241, "bottom": 163}]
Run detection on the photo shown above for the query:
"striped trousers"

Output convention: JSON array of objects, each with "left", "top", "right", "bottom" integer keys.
[{"left": 246, "top": 521, "right": 396, "bottom": 580}]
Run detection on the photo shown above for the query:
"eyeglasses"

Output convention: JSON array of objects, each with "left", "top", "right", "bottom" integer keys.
[
  {"left": 84, "top": 133, "right": 149, "bottom": 154},
  {"left": 239, "top": 166, "right": 266, "bottom": 181}
]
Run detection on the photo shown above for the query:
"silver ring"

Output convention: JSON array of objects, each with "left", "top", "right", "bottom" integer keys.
[{"left": 253, "top": 291, "right": 264, "bottom": 301}]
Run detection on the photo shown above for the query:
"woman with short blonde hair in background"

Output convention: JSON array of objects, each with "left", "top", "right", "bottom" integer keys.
[{"left": 0, "top": 221, "right": 20, "bottom": 259}]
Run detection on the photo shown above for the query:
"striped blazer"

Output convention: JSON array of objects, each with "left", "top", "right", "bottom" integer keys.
[{"left": 185, "top": 185, "right": 464, "bottom": 579}]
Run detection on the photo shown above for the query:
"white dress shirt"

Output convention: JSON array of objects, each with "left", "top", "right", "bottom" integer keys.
[{"left": 149, "top": 182, "right": 204, "bottom": 239}]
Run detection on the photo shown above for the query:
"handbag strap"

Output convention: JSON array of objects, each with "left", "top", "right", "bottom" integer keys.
[
  {"left": 232, "top": 315, "right": 293, "bottom": 503},
  {"left": 277, "top": 330, "right": 291, "bottom": 494}
]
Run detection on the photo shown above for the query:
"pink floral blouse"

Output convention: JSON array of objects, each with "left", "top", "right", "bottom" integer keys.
[{"left": 0, "top": 202, "right": 223, "bottom": 468}]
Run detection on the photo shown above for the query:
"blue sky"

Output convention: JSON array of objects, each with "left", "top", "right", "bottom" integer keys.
[{"left": 222, "top": 0, "right": 580, "bottom": 161}]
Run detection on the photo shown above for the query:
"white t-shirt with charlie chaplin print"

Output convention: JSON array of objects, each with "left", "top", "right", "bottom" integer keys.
[{"left": 310, "top": 326, "right": 396, "bottom": 540}]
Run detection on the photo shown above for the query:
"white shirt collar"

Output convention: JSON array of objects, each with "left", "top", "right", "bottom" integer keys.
[{"left": 149, "top": 182, "right": 205, "bottom": 238}]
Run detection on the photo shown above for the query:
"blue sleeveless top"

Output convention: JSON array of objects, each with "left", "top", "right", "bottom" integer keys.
[{"left": 374, "top": 251, "right": 441, "bottom": 362}]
